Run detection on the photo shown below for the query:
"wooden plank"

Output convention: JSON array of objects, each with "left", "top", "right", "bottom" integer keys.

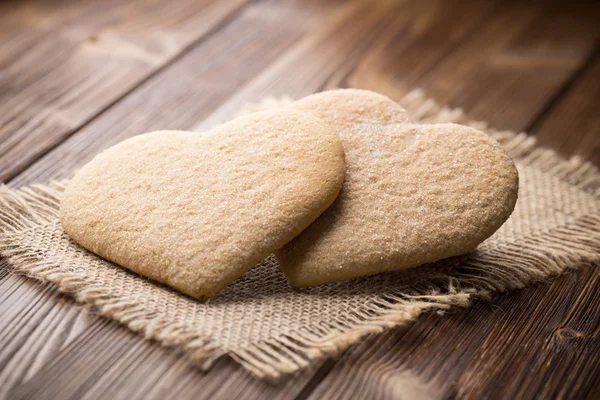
[
  {"left": 3, "top": 2, "right": 496, "bottom": 391},
  {"left": 530, "top": 54, "right": 600, "bottom": 165},
  {"left": 3, "top": 0, "right": 492, "bottom": 396},
  {"left": 306, "top": 267, "right": 600, "bottom": 400},
  {"left": 195, "top": 0, "right": 497, "bottom": 131},
  {"left": 0, "top": 0, "right": 127, "bottom": 74},
  {"left": 7, "top": 0, "right": 375, "bottom": 187},
  {"left": 8, "top": 317, "right": 329, "bottom": 400},
  {"left": 304, "top": 2, "right": 600, "bottom": 398},
  {"left": 2, "top": 0, "right": 599, "bottom": 399},
  {"left": 196, "top": 0, "right": 600, "bottom": 136},
  {"left": 1, "top": 0, "right": 345, "bottom": 397},
  {"left": 0, "top": 275, "right": 91, "bottom": 400},
  {"left": 349, "top": 0, "right": 600, "bottom": 133},
  {"left": 0, "top": 0, "right": 251, "bottom": 182},
  {"left": 469, "top": 268, "right": 600, "bottom": 399}
]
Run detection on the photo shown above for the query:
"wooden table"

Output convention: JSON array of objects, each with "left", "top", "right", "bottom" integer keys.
[{"left": 1, "top": 0, "right": 599, "bottom": 398}]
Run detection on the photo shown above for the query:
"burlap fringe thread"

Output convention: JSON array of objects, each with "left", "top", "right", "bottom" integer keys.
[{"left": 1, "top": 90, "right": 599, "bottom": 379}]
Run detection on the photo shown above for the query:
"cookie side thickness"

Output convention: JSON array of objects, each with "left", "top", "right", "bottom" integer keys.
[
  {"left": 277, "top": 90, "right": 519, "bottom": 288},
  {"left": 60, "top": 109, "right": 345, "bottom": 299}
]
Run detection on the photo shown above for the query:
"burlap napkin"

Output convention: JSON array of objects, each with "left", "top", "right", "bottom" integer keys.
[{"left": 1, "top": 91, "right": 599, "bottom": 379}]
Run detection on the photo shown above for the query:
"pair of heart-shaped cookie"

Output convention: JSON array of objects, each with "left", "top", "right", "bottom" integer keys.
[{"left": 60, "top": 90, "right": 518, "bottom": 299}]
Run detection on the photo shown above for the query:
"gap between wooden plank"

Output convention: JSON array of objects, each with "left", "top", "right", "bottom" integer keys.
[
  {"left": 3, "top": 0, "right": 528, "bottom": 396},
  {"left": 529, "top": 52, "right": 600, "bottom": 165},
  {"left": 2, "top": 1, "right": 347, "bottom": 397},
  {"left": 524, "top": 43, "right": 599, "bottom": 133},
  {"left": 194, "top": 0, "right": 499, "bottom": 131},
  {"left": 5, "top": 0, "right": 600, "bottom": 396},
  {"left": 3, "top": 1, "right": 422, "bottom": 397},
  {"left": 0, "top": 0, "right": 252, "bottom": 182},
  {"left": 304, "top": 1, "right": 600, "bottom": 398}
]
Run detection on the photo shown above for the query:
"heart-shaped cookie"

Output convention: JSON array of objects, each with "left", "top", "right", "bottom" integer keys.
[
  {"left": 276, "top": 89, "right": 519, "bottom": 287},
  {"left": 60, "top": 109, "right": 345, "bottom": 298}
]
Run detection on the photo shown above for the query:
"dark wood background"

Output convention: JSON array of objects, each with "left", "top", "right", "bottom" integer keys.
[{"left": 1, "top": 0, "right": 599, "bottom": 398}]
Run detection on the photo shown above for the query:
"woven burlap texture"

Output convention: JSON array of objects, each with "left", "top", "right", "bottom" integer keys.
[{"left": 1, "top": 91, "right": 599, "bottom": 380}]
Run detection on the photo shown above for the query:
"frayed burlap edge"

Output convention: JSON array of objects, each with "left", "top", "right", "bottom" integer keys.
[{"left": 1, "top": 90, "right": 599, "bottom": 379}]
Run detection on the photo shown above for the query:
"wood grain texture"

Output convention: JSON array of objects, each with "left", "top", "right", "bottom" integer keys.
[
  {"left": 349, "top": 0, "right": 600, "bottom": 132},
  {"left": 0, "top": 0, "right": 251, "bottom": 182},
  {"left": 307, "top": 266, "right": 600, "bottom": 400},
  {"left": 195, "top": 0, "right": 498, "bottom": 131},
  {"left": 0, "top": 273, "right": 91, "bottom": 400},
  {"left": 4, "top": 6, "right": 496, "bottom": 391},
  {"left": 1, "top": 0, "right": 349, "bottom": 397},
  {"left": 10, "top": 0, "right": 334, "bottom": 187},
  {"left": 8, "top": 317, "right": 329, "bottom": 400},
  {"left": 531, "top": 53, "right": 600, "bottom": 165},
  {"left": 1, "top": 0, "right": 599, "bottom": 398}
]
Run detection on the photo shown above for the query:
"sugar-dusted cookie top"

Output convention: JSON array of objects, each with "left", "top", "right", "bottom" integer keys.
[
  {"left": 60, "top": 109, "right": 345, "bottom": 299},
  {"left": 277, "top": 89, "right": 519, "bottom": 287}
]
